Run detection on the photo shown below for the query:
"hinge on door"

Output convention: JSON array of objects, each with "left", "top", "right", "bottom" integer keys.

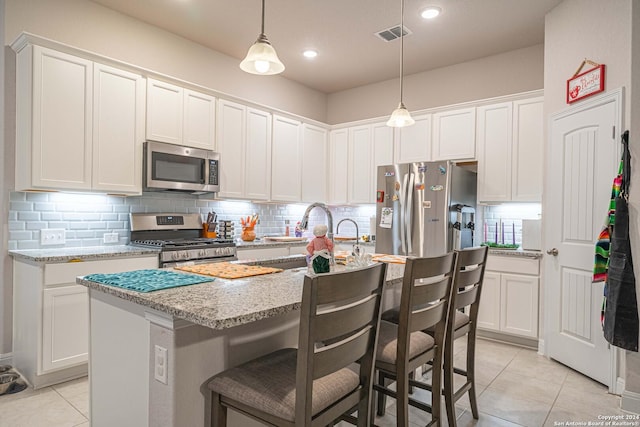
[{"left": 613, "top": 126, "right": 616, "bottom": 139}]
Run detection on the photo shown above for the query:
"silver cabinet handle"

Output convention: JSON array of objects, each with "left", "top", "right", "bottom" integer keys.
[{"left": 546, "top": 248, "right": 559, "bottom": 256}]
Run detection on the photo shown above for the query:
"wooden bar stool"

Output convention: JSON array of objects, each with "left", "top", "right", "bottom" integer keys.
[
  {"left": 372, "top": 252, "right": 457, "bottom": 427},
  {"left": 441, "top": 246, "right": 488, "bottom": 427},
  {"left": 205, "top": 262, "right": 387, "bottom": 427}
]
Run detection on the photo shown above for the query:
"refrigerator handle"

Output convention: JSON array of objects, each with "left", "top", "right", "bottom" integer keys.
[
  {"left": 406, "top": 173, "right": 414, "bottom": 254},
  {"left": 399, "top": 173, "right": 408, "bottom": 254}
]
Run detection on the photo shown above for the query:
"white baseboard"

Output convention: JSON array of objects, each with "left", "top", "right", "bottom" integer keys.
[
  {"left": 537, "top": 338, "right": 545, "bottom": 356},
  {"left": 617, "top": 377, "right": 626, "bottom": 396},
  {"left": 622, "top": 389, "right": 640, "bottom": 414}
]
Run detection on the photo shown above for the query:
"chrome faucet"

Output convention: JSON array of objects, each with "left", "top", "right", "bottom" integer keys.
[
  {"left": 337, "top": 218, "right": 361, "bottom": 257},
  {"left": 300, "top": 202, "right": 334, "bottom": 264},
  {"left": 336, "top": 218, "right": 359, "bottom": 242}
]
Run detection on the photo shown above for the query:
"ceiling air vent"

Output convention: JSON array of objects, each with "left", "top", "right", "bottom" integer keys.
[{"left": 375, "top": 25, "right": 412, "bottom": 42}]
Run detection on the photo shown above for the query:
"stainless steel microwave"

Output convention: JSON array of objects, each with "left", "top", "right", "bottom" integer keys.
[{"left": 144, "top": 141, "right": 220, "bottom": 194}]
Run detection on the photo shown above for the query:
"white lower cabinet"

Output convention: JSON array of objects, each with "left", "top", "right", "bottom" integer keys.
[
  {"left": 477, "top": 255, "right": 540, "bottom": 340},
  {"left": 13, "top": 255, "right": 158, "bottom": 388}
]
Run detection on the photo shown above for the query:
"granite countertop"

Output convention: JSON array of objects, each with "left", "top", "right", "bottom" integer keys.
[
  {"left": 8, "top": 245, "right": 160, "bottom": 263},
  {"left": 77, "top": 259, "right": 405, "bottom": 331}
]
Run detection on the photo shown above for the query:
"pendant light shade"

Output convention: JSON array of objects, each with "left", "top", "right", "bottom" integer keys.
[
  {"left": 387, "top": 102, "right": 415, "bottom": 127},
  {"left": 240, "top": 0, "right": 285, "bottom": 75},
  {"left": 387, "top": 0, "right": 414, "bottom": 128}
]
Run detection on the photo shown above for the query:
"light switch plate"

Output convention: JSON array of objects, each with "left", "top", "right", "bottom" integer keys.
[{"left": 41, "top": 229, "right": 66, "bottom": 246}]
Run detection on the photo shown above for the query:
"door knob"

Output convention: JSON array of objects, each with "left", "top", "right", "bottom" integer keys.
[{"left": 546, "top": 248, "right": 559, "bottom": 256}]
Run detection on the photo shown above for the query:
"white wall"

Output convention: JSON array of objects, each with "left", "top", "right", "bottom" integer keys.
[
  {"left": 4, "top": 0, "right": 328, "bottom": 123},
  {"left": 544, "top": 0, "right": 638, "bottom": 406},
  {"left": 327, "top": 44, "right": 544, "bottom": 125}
]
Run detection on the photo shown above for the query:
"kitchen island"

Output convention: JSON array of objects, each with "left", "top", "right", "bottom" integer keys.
[{"left": 78, "top": 256, "right": 405, "bottom": 427}]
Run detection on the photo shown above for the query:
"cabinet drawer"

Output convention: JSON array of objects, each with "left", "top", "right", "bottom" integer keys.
[
  {"left": 44, "top": 256, "right": 158, "bottom": 286},
  {"left": 486, "top": 255, "right": 539, "bottom": 275}
]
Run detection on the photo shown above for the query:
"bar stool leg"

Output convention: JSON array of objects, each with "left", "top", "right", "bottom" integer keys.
[{"left": 467, "top": 329, "right": 479, "bottom": 419}]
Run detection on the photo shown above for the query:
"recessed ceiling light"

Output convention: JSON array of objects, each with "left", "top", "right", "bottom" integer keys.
[
  {"left": 303, "top": 49, "right": 318, "bottom": 59},
  {"left": 421, "top": 6, "right": 441, "bottom": 19}
]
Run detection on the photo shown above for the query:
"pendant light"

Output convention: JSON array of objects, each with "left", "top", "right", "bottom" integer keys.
[
  {"left": 240, "top": 0, "right": 285, "bottom": 75},
  {"left": 387, "top": 0, "right": 415, "bottom": 127}
]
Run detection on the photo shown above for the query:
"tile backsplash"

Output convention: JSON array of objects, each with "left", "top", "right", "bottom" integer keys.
[
  {"left": 8, "top": 192, "right": 376, "bottom": 250},
  {"left": 481, "top": 203, "right": 542, "bottom": 245},
  {"left": 9, "top": 191, "right": 541, "bottom": 250}
]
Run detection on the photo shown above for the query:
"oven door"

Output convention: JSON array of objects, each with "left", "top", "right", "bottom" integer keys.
[{"left": 145, "top": 141, "right": 219, "bottom": 193}]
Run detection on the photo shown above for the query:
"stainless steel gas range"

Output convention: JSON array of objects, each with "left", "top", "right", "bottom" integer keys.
[{"left": 129, "top": 213, "right": 237, "bottom": 268}]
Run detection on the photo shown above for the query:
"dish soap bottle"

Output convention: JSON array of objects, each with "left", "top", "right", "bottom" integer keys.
[{"left": 285, "top": 220, "right": 290, "bottom": 237}]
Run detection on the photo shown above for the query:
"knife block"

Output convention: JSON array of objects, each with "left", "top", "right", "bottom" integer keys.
[{"left": 202, "top": 223, "right": 217, "bottom": 238}]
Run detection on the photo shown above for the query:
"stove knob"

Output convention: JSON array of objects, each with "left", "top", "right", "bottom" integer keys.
[{"left": 198, "top": 249, "right": 207, "bottom": 258}]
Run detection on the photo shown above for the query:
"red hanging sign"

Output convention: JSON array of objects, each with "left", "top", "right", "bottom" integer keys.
[{"left": 566, "top": 60, "right": 605, "bottom": 104}]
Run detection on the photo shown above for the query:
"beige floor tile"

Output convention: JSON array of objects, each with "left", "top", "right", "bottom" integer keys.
[
  {"left": 456, "top": 410, "right": 526, "bottom": 427},
  {"left": 543, "top": 405, "right": 623, "bottom": 427},
  {"left": 0, "top": 388, "right": 87, "bottom": 427},
  {"left": 501, "top": 352, "right": 571, "bottom": 385},
  {"left": 487, "top": 369, "right": 562, "bottom": 405},
  {"left": 562, "top": 369, "right": 609, "bottom": 394},
  {"left": 52, "top": 377, "right": 89, "bottom": 418},
  {"left": 477, "top": 387, "right": 552, "bottom": 427},
  {"left": 553, "top": 381, "right": 622, "bottom": 418}
]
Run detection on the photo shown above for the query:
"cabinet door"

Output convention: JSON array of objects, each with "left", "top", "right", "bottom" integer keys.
[
  {"left": 348, "top": 125, "right": 373, "bottom": 204},
  {"left": 216, "top": 100, "right": 246, "bottom": 198},
  {"left": 30, "top": 47, "right": 93, "bottom": 190},
  {"left": 183, "top": 89, "right": 216, "bottom": 150},
  {"left": 477, "top": 102, "right": 513, "bottom": 202},
  {"left": 245, "top": 108, "right": 272, "bottom": 200},
  {"left": 512, "top": 97, "right": 544, "bottom": 202},
  {"left": 395, "top": 114, "right": 431, "bottom": 163},
  {"left": 372, "top": 122, "right": 395, "bottom": 168},
  {"left": 500, "top": 273, "right": 539, "bottom": 338},
  {"left": 271, "top": 115, "right": 302, "bottom": 202},
  {"left": 92, "top": 63, "right": 144, "bottom": 194},
  {"left": 432, "top": 107, "right": 476, "bottom": 160},
  {"left": 42, "top": 285, "right": 89, "bottom": 372},
  {"left": 477, "top": 271, "right": 501, "bottom": 331},
  {"left": 301, "top": 124, "right": 328, "bottom": 203},
  {"left": 146, "top": 78, "right": 183, "bottom": 145},
  {"left": 328, "top": 129, "right": 349, "bottom": 205}
]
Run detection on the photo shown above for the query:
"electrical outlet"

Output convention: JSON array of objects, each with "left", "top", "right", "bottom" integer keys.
[
  {"left": 103, "top": 232, "right": 119, "bottom": 244},
  {"left": 41, "top": 229, "right": 66, "bottom": 246},
  {"left": 154, "top": 345, "right": 168, "bottom": 384}
]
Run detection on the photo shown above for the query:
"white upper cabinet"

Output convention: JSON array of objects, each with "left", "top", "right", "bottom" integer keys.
[
  {"left": 372, "top": 122, "right": 394, "bottom": 169},
  {"left": 216, "top": 99, "right": 245, "bottom": 199},
  {"left": 146, "top": 78, "right": 215, "bottom": 150},
  {"left": 432, "top": 107, "right": 476, "bottom": 160},
  {"left": 15, "top": 44, "right": 143, "bottom": 194},
  {"left": 395, "top": 114, "right": 431, "bottom": 163},
  {"left": 92, "top": 63, "right": 145, "bottom": 194},
  {"left": 216, "top": 99, "right": 271, "bottom": 200},
  {"left": 511, "top": 97, "right": 544, "bottom": 202},
  {"left": 301, "top": 124, "right": 328, "bottom": 203},
  {"left": 477, "top": 102, "right": 513, "bottom": 202},
  {"left": 328, "top": 129, "right": 349, "bottom": 205},
  {"left": 271, "top": 115, "right": 302, "bottom": 202},
  {"left": 245, "top": 108, "right": 273, "bottom": 200},
  {"left": 184, "top": 89, "right": 217, "bottom": 150},
  {"left": 477, "top": 96, "right": 543, "bottom": 203},
  {"left": 16, "top": 46, "right": 93, "bottom": 191},
  {"left": 348, "top": 125, "right": 373, "bottom": 204}
]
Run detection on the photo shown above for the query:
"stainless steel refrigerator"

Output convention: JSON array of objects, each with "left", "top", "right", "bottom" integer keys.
[{"left": 375, "top": 161, "right": 477, "bottom": 257}]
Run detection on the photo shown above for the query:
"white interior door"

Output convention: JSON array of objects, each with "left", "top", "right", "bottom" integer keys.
[{"left": 545, "top": 89, "right": 622, "bottom": 389}]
